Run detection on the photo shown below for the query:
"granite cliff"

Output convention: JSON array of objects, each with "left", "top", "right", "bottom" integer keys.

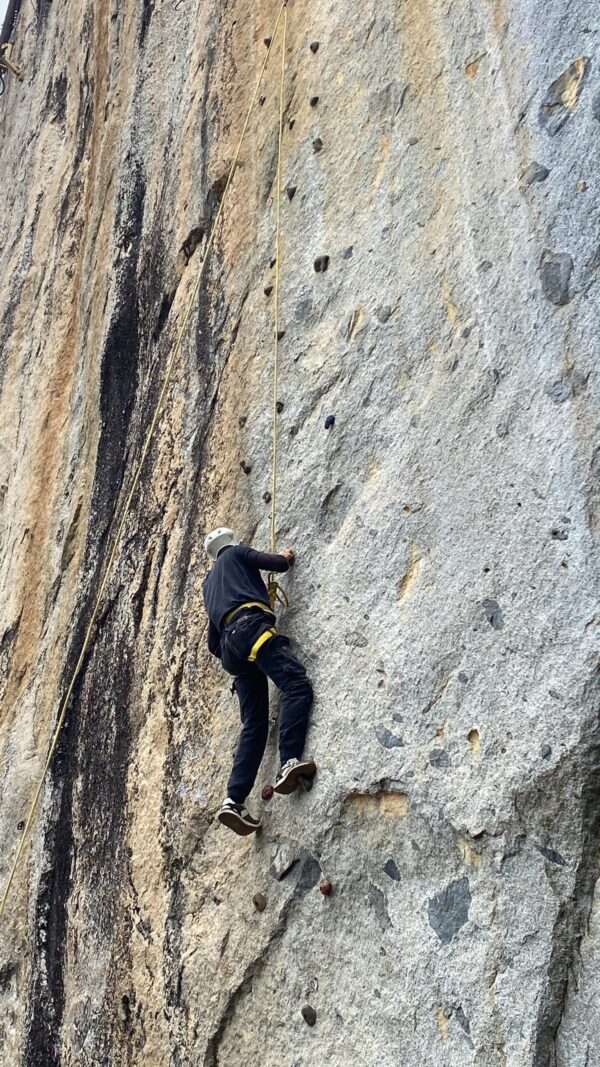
[{"left": 0, "top": 1, "right": 599, "bottom": 1064}]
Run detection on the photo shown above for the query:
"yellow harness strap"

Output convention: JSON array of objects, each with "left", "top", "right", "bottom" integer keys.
[
  {"left": 248, "top": 627, "right": 277, "bottom": 663},
  {"left": 223, "top": 601, "right": 275, "bottom": 627}
]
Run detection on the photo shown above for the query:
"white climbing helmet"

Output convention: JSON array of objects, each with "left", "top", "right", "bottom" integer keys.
[{"left": 204, "top": 527, "right": 238, "bottom": 561}]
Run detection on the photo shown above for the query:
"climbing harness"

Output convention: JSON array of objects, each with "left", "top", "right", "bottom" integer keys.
[
  {"left": 223, "top": 603, "right": 279, "bottom": 663},
  {"left": 0, "top": 1, "right": 290, "bottom": 923},
  {"left": 267, "top": 3, "right": 289, "bottom": 612},
  {"left": 248, "top": 627, "right": 278, "bottom": 663},
  {"left": 223, "top": 601, "right": 275, "bottom": 627}
]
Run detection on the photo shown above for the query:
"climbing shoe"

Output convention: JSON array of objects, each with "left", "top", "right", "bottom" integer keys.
[
  {"left": 273, "top": 758, "right": 317, "bottom": 796},
  {"left": 217, "top": 799, "right": 262, "bottom": 836}
]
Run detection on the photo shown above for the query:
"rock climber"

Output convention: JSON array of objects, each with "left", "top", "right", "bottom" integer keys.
[{"left": 202, "top": 528, "right": 316, "bottom": 836}]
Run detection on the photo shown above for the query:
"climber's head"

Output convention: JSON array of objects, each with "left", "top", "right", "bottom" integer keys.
[{"left": 204, "top": 527, "right": 238, "bottom": 561}]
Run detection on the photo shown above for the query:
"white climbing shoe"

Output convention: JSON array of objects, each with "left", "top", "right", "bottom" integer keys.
[
  {"left": 273, "top": 758, "right": 317, "bottom": 796},
  {"left": 217, "top": 799, "right": 261, "bottom": 836}
]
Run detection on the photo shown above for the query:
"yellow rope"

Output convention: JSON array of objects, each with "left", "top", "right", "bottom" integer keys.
[
  {"left": 268, "top": 4, "right": 288, "bottom": 612},
  {"left": 0, "top": 1, "right": 288, "bottom": 924}
]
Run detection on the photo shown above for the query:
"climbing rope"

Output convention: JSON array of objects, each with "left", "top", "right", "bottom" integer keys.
[
  {"left": 0, "top": 0, "right": 288, "bottom": 923},
  {"left": 267, "top": 4, "right": 289, "bottom": 612}
]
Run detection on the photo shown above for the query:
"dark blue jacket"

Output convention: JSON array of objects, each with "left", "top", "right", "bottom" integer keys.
[{"left": 202, "top": 545, "right": 289, "bottom": 657}]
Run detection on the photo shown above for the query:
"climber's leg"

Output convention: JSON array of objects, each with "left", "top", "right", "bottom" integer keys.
[
  {"left": 226, "top": 669, "right": 270, "bottom": 805},
  {"left": 256, "top": 636, "right": 315, "bottom": 793}
]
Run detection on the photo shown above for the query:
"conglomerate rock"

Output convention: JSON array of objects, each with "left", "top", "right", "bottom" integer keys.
[{"left": 0, "top": 2, "right": 599, "bottom": 1065}]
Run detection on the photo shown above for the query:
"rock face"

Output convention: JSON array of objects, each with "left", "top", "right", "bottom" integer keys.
[{"left": 0, "top": 2, "right": 598, "bottom": 1065}]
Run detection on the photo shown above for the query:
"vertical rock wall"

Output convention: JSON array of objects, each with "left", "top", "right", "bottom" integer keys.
[{"left": 0, "top": 1, "right": 598, "bottom": 1064}]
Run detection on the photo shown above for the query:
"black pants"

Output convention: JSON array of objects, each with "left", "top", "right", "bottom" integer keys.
[{"left": 220, "top": 612, "right": 313, "bottom": 804}]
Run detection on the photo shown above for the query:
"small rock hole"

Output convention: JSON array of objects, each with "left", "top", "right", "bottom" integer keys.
[{"left": 468, "top": 728, "right": 480, "bottom": 753}]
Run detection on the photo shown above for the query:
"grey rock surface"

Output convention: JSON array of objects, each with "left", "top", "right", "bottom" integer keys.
[
  {"left": 0, "top": 1, "right": 599, "bottom": 1065},
  {"left": 521, "top": 161, "right": 550, "bottom": 187}
]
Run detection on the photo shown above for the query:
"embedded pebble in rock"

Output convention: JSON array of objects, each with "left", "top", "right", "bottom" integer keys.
[
  {"left": 253, "top": 893, "right": 267, "bottom": 913},
  {"left": 539, "top": 845, "right": 567, "bottom": 867},
  {"left": 375, "top": 727, "right": 404, "bottom": 750},
  {"left": 455, "top": 1006, "right": 472, "bottom": 1041},
  {"left": 294, "top": 851, "right": 322, "bottom": 891},
  {"left": 429, "top": 748, "right": 451, "bottom": 769},
  {"left": 0, "top": 2, "right": 598, "bottom": 1066},
  {"left": 545, "top": 376, "right": 572, "bottom": 404},
  {"left": 428, "top": 878, "right": 472, "bottom": 945},
  {"left": 481, "top": 598, "right": 504, "bottom": 631},
  {"left": 344, "top": 630, "right": 367, "bottom": 648},
  {"left": 319, "top": 879, "right": 333, "bottom": 896},
  {"left": 383, "top": 858, "right": 401, "bottom": 881},
  {"left": 270, "top": 844, "right": 299, "bottom": 882},
  {"left": 521, "top": 161, "right": 550, "bottom": 187},
  {"left": 539, "top": 249, "right": 574, "bottom": 306}
]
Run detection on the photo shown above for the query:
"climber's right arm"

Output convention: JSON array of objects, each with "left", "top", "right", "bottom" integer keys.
[{"left": 236, "top": 545, "right": 294, "bottom": 572}]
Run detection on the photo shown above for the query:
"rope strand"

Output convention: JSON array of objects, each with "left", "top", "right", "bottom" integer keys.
[
  {"left": 0, "top": 0, "right": 288, "bottom": 923},
  {"left": 267, "top": 4, "right": 288, "bottom": 610},
  {"left": 270, "top": 5, "right": 287, "bottom": 553}
]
